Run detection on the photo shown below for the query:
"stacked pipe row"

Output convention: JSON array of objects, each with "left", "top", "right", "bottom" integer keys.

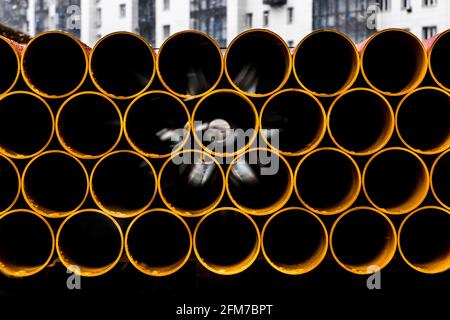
[{"left": 0, "top": 28, "right": 449, "bottom": 278}]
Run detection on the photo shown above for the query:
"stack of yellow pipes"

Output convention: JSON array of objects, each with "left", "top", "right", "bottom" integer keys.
[{"left": 0, "top": 28, "right": 448, "bottom": 278}]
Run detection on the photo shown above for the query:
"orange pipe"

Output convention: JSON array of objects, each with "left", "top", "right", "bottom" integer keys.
[
  {"left": 294, "top": 147, "right": 361, "bottom": 215},
  {"left": 328, "top": 88, "right": 394, "bottom": 156},
  {"left": 293, "top": 29, "right": 360, "bottom": 97},
  {"left": 262, "top": 207, "right": 328, "bottom": 275},
  {"left": 125, "top": 209, "right": 192, "bottom": 276},
  {"left": 330, "top": 207, "right": 397, "bottom": 274},
  {"left": 224, "top": 29, "right": 292, "bottom": 97},
  {"left": 0, "top": 154, "right": 20, "bottom": 214},
  {"left": 90, "top": 31, "right": 156, "bottom": 100},
  {"left": 124, "top": 90, "right": 190, "bottom": 158},
  {"left": 56, "top": 209, "right": 124, "bottom": 277},
  {"left": 260, "top": 89, "right": 326, "bottom": 156},
  {"left": 399, "top": 206, "right": 450, "bottom": 274},
  {"left": 0, "top": 209, "right": 55, "bottom": 277},
  {"left": 226, "top": 148, "right": 293, "bottom": 216},
  {"left": 22, "top": 150, "right": 89, "bottom": 218},
  {"left": 363, "top": 147, "right": 429, "bottom": 215},
  {"left": 56, "top": 91, "right": 123, "bottom": 159},
  {"left": 157, "top": 30, "right": 223, "bottom": 99},
  {"left": 90, "top": 150, "right": 157, "bottom": 218},
  {"left": 0, "top": 91, "right": 54, "bottom": 159},
  {"left": 158, "top": 150, "right": 225, "bottom": 217},
  {"left": 193, "top": 207, "right": 260, "bottom": 275},
  {"left": 0, "top": 35, "right": 21, "bottom": 95},
  {"left": 21, "top": 31, "right": 89, "bottom": 99},
  {"left": 424, "top": 29, "right": 450, "bottom": 92},
  {"left": 431, "top": 149, "right": 450, "bottom": 210},
  {"left": 359, "top": 28, "right": 427, "bottom": 96}
]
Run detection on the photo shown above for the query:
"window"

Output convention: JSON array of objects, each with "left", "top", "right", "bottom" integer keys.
[
  {"left": 287, "top": 40, "right": 294, "bottom": 47},
  {"left": 164, "top": 0, "right": 170, "bottom": 10},
  {"left": 263, "top": 10, "right": 269, "bottom": 27},
  {"left": 95, "top": 8, "right": 101, "bottom": 27},
  {"left": 163, "top": 25, "right": 171, "bottom": 38},
  {"left": 119, "top": 4, "right": 126, "bottom": 18},
  {"left": 287, "top": 7, "right": 294, "bottom": 24},
  {"left": 377, "top": 0, "right": 391, "bottom": 11},
  {"left": 401, "top": 0, "right": 411, "bottom": 11},
  {"left": 245, "top": 13, "right": 253, "bottom": 28},
  {"left": 423, "top": 0, "right": 437, "bottom": 6},
  {"left": 423, "top": 26, "right": 437, "bottom": 39}
]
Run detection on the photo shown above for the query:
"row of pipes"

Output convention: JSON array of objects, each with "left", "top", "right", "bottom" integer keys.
[{"left": 0, "top": 27, "right": 449, "bottom": 278}]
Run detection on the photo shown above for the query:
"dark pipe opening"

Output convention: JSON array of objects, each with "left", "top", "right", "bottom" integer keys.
[
  {"left": 400, "top": 207, "right": 450, "bottom": 273},
  {"left": 0, "top": 92, "right": 53, "bottom": 158},
  {"left": 0, "top": 37, "right": 19, "bottom": 94},
  {"left": 228, "top": 149, "right": 291, "bottom": 214},
  {"left": 430, "top": 31, "right": 450, "bottom": 90},
  {"left": 331, "top": 208, "right": 396, "bottom": 273},
  {"left": 91, "top": 152, "right": 156, "bottom": 216},
  {"left": 22, "top": 32, "right": 87, "bottom": 97},
  {"left": 329, "top": 89, "right": 393, "bottom": 154},
  {"left": 126, "top": 92, "right": 189, "bottom": 157},
  {"left": 295, "top": 149, "right": 359, "bottom": 214},
  {"left": 90, "top": 33, "right": 155, "bottom": 98},
  {"left": 127, "top": 211, "right": 191, "bottom": 274},
  {"left": 58, "top": 93, "right": 122, "bottom": 158},
  {"left": 432, "top": 151, "right": 450, "bottom": 207},
  {"left": 364, "top": 149, "right": 428, "bottom": 214},
  {"left": 195, "top": 209, "right": 259, "bottom": 271},
  {"left": 23, "top": 152, "right": 88, "bottom": 216},
  {"left": 397, "top": 88, "right": 450, "bottom": 153},
  {"left": 226, "top": 30, "right": 290, "bottom": 95},
  {"left": 294, "top": 31, "right": 358, "bottom": 95},
  {"left": 263, "top": 209, "right": 327, "bottom": 273},
  {"left": 0, "top": 211, "right": 53, "bottom": 275},
  {"left": 362, "top": 30, "right": 426, "bottom": 94},
  {"left": 0, "top": 156, "right": 19, "bottom": 212},
  {"left": 159, "top": 151, "right": 223, "bottom": 216},
  {"left": 261, "top": 90, "right": 325, "bottom": 155},
  {"left": 158, "top": 32, "right": 222, "bottom": 97},
  {"left": 193, "top": 90, "right": 257, "bottom": 155},
  {"left": 58, "top": 211, "right": 122, "bottom": 271}
]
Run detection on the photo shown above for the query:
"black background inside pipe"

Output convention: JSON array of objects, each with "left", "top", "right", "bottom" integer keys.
[
  {"left": 0, "top": 212, "right": 52, "bottom": 268},
  {"left": 329, "top": 90, "right": 390, "bottom": 153},
  {"left": 91, "top": 34, "right": 154, "bottom": 97},
  {"left": 294, "top": 32, "right": 356, "bottom": 94},
  {"left": 24, "top": 153, "right": 87, "bottom": 213},
  {"left": 59, "top": 94, "right": 121, "bottom": 156},
  {"left": 332, "top": 210, "right": 392, "bottom": 266},
  {"left": 397, "top": 90, "right": 450, "bottom": 151},
  {"left": 433, "top": 152, "right": 450, "bottom": 206},
  {"left": 160, "top": 154, "right": 223, "bottom": 212},
  {"left": 0, "top": 39, "right": 18, "bottom": 93},
  {"left": 226, "top": 32, "right": 289, "bottom": 94},
  {"left": 0, "top": 157, "right": 18, "bottom": 212},
  {"left": 431, "top": 32, "right": 450, "bottom": 89},
  {"left": 0, "top": 94, "right": 53, "bottom": 157},
  {"left": 92, "top": 153, "right": 155, "bottom": 212},
  {"left": 196, "top": 210, "right": 257, "bottom": 266},
  {"left": 363, "top": 31, "right": 423, "bottom": 93},
  {"left": 401, "top": 209, "right": 450, "bottom": 266},
  {"left": 128, "top": 212, "right": 190, "bottom": 268},
  {"left": 158, "top": 33, "right": 222, "bottom": 96},
  {"left": 58, "top": 212, "right": 122, "bottom": 268},
  {"left": 194, "top": 92, "right": 256, "bottom": 153},
  {"left": 261, "top": 91, "right": 324, "bottom": 153},
  {"left": 228, "top": 152, "right": 290, "bottom": 210},
  {"left": 264, "top": 210, "right": 324, "bottom": 266},
  {"left": 364, "top": 150, "right": 424, "bottom": 210},
  {"left": 23, "top": 33, "right": 86, "bottom": 96},
  {"left": 296, "top": 150, "right": 356, "bottom": 211},
  {"left": 126, "top": 93, "right": 188, "bottom": 155}
]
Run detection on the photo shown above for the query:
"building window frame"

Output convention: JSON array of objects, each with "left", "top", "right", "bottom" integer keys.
[
  {"left": 245, "top": 13, "right": 253, "bottom": 28},
  {"left": 423, "top": 0, "right": 437, "bottom": 7},
  {"left": 119, "top": 3, "right": 126, "bottom": 18},
  {"left": 423, "top": 26, "right": 437, "bottom": 39},
  {"left": 163, "top": 24, "right": 171, "bottom": 38},
  {"left": 287, "top": 7, "right": 294, "bottom": 24},
  {"left": 263, "top": 10, "right": 269, "bottom": 27},
  {"left": 163, "top": 0, "right": 170, "bottom": 10}
]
